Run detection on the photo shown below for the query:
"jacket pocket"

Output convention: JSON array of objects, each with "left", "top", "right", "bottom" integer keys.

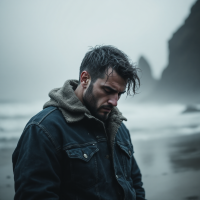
[
  {"left": 116, "top": 141, "right": 134, "bottom": 179},
  {"left": 66, "top": 144, "right": 99, "bottom": 188}
]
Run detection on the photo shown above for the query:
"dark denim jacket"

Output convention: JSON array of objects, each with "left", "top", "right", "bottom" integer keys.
[{"left": 13, "top": 106, "right": 145, "bottom": 200}]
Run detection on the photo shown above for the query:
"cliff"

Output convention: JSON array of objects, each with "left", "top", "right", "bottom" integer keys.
[
  {"left": 137, "top": 56, "right": 156, "bottom": 99},
  {"left": 155, "top": 0, "right": 200, "bottom": 103}
]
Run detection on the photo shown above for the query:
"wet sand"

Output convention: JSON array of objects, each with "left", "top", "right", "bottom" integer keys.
[
  {"left": 133, "top": 133, "right": 200, "bottom": 200},
  {"left": 0, "top": 148, "right": 15, "bottom": 200},
  {"left": 0, "top": 133, "right": 200, "bottom": 200}
]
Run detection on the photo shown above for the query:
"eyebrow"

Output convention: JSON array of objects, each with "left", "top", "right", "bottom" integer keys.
[{"left": 103, "top": 86, "right": 126, "bottom": 95}]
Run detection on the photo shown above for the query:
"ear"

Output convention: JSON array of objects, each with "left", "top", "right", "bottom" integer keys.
[{"left": 80, "top": 71, "right": 91, "bottom": 88}]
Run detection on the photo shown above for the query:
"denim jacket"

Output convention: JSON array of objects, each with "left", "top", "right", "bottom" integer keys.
[{"left": 12, "top": 80, "right": 145, "bottom": 200}]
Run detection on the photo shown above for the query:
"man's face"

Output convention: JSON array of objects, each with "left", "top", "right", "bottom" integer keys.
[{"left": 83, "top": 68, "right": 126, "bottom": 121}]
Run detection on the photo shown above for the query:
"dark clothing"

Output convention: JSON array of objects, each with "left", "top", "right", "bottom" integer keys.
[{"left": 12, "top": 80, "right": 145, "bottom": 200}]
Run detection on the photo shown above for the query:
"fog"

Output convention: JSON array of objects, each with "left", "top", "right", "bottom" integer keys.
[
  {"left": 0, "top": 1, "right": 200, "bottom": 200},
  {"left": 0, "top": 0, "right": 196, "bottom": 101}
]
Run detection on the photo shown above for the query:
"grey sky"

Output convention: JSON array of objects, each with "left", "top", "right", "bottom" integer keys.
[{"left": 0, "top": 0, "right": 196, "bottom": 101}]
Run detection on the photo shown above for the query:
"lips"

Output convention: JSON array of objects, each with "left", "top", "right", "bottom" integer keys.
[
  {"left": 102, "top": 108, "right": 111, "bottom": 112},
  {"left": 100, "top": 106, "right": 113, "bottom": 112}
]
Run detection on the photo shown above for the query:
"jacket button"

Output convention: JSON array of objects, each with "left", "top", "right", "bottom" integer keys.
[
  {"left": 116, "top": 175, "right": 118, "bottom": 179},
  {"left": 129, "top": 150, "right": 131, "bottom": 155},
  {"left": 83, "top": 154, "right": 88, "bottom": 158},
  {"left": 106, "top": 155, "right": 110, "bottom": 159}
]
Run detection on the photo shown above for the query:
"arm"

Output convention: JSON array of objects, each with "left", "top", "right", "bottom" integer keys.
[
  {"left": 123, "top": 123, "right": 146, "bottom": 199},
  {"left": 12, "top": 124, "right": 61, "bottom": 200},
  {"left": 131, "top": 155, "right": 146, "bottom": 200}
]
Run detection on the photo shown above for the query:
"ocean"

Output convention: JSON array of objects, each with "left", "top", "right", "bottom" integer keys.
[{"left": 0, "top": 101, "right": 200, "bottom": 148}]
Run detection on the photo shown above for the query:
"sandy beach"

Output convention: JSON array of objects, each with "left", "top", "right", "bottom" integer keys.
[
  {"left": 0, "top": 147, "right": 15, "bottom": 200},
  {"left": 133, "top": 133, "right": 200, "bottom": 200},
  {"left": 0, "top": 133, "right": 200, "bottom": 200}
]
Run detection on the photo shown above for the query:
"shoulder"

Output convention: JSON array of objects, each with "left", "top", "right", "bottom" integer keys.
[
  {"left": 27, "top": 106, "right": 62, "bottom": 126},
  {"left": 116, "top": 122, "right": 132, "bottom": 145},
  {"left": 118, "top": 122, "right": 130, "bottom": 137},
  {"left": 24, "top": 106, "right": 67, "bottom": 151},
  {"left": 118, "top": 122, "right": 129, "bottom": 132}
]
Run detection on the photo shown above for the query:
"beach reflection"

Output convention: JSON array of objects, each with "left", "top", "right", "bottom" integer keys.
[{"left": 169, "top": 134, "right": 200, "bottom": 171}]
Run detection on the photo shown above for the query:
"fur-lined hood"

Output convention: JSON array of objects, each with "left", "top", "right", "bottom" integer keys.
[{"left": 43, "top": 79, "right": 127, "bottom": 142}]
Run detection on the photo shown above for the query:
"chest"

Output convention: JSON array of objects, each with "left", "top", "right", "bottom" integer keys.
[{"left": 60, "top": 120, "right": 134, "bottom": 187}]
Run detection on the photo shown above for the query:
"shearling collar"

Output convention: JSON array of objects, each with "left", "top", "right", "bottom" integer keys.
[
  {"left": 44, "top": 80, "right": 90, "bottom": 123},
  {"left": 43, "top": 79, "right": 127, "bottom": 136}
]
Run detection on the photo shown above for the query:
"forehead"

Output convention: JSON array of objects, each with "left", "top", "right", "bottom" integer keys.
[{"left": 95, "top": 68, "right": 127, "bottom": 91}]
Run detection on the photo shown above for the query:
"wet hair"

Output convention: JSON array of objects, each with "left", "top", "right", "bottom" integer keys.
[{"left": 79, "top": 45, "right": 140, "bottom": 95}]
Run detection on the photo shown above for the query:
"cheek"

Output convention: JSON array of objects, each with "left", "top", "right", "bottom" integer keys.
[
  {"left": 96, "top": 95, "right": 109, "bottom": 107},
  {"left": 92, "top": 90, "right": 105, "bottom": 106}
]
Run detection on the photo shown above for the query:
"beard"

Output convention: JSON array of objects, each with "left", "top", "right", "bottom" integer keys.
[{"left": 83, "top": 83, "right": 112, "bottom": 122}]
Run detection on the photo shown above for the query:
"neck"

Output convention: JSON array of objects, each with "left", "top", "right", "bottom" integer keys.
[{"left": 74, "top": 84, "right": 84, "bottom": 104}]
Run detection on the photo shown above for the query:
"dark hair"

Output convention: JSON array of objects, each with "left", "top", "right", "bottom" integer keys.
[{"left": 79, "top": 45, "right": 140, "bottom": 95}]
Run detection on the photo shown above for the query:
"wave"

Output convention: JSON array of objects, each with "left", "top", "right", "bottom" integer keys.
[
  {"left": 0, "top": 114, "right": 32, "bottom": 120},
  {"left": 0, "top": 101, "right": 200, "bottom": 143}
]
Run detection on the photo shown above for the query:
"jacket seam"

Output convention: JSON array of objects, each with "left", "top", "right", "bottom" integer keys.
[
  {"left": 39, "top": 123, "right": 61, "bottom": 151},
  {"left": 24, "top": 122, "right": 61, "bottom": 152},
  {"left": 63, "top": 141, "right": 97, "bottom": 150},
  {"left": 38, "top": 107, "right": 58, "bottom": 124}
]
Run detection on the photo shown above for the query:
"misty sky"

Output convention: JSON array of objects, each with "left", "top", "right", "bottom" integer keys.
[{"left": 0, "top": 0, "right": 196, "bottom": 101}]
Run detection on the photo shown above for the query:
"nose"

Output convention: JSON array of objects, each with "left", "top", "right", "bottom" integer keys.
[{"left": 108, "top": 94, "right": 118, "bottom": 107}]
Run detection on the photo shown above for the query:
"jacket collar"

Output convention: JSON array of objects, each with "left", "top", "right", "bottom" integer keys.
[{"left": 43, "top": 79, "right": 127, "bottom": 137}]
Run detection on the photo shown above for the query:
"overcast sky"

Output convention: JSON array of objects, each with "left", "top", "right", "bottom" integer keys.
[{"left": 0, "top": 0, "right": 196, "bottom": 101}]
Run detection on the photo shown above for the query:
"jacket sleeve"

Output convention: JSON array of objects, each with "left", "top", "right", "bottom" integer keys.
[
  {"left": 123, "top": 123, "right": 146, "bottom": 199},
  {"left": 131, "top": 155, "right": 146, "bottom": 200},
  {"left": 12, "top": 124, "right": 61, "bottom": 200},
  {"left": 124, "top": 123, "right": 146, "bottom": 199}
]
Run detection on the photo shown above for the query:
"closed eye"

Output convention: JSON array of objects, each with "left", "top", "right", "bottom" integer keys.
[
  {"left": 104, "top": 88, "right": 113, "bottom": 94},
  {"left": 103, "top": 86, "right": 126, "bottom": 96}
]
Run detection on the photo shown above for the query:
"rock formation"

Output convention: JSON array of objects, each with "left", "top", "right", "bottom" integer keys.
[
  {"left": 137, "top": 56, "right": 156, "bottom": 99},
  {"left": 155, "top": 0, "right": 200, "bottom": 103}
]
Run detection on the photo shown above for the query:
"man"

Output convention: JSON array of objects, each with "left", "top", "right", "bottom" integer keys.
[{"left": 12, "top": 45, "right": 146, "bottom": 200}]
